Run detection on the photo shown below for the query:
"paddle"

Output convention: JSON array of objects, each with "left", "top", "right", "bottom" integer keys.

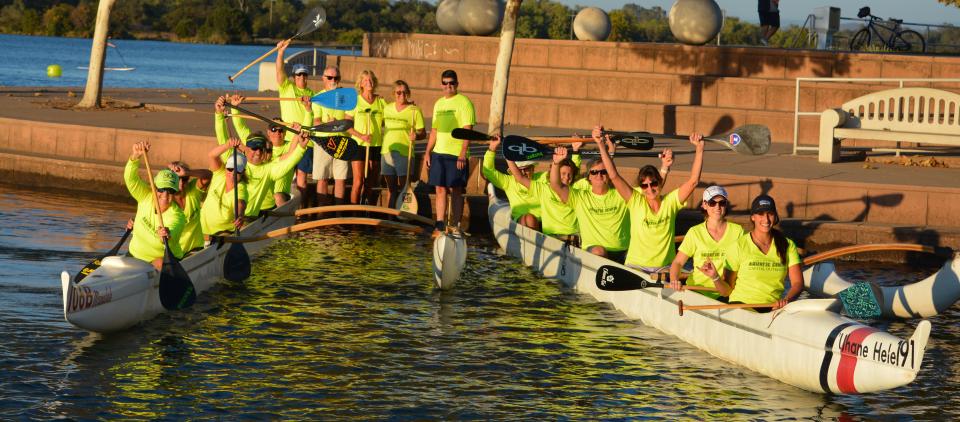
[
  {"left": 222, "top": 147, "right": 251, "bottom": 282},
  {"left": 73, "top": 228, "right": 132, "bottom": 284},
  {"left": 606, "top": 125, "right": 771, "bottom": 155},
  {"left": 225, "top": 115, "right": 353, "bottom": 133},
  {"left": 228, "top": 6, "right": 327, "bottom": 82},
  {"left": 595, "top": 265, "right": 715, "bottom": 292},
  {"left": 245, "top": 88, "right": 359, "bottom": 111},
  {"left": 142, "top": 152, "right": 196, "bottom": 310},
  {"left": 222, "top": 217, "right": 424, "bottom": 243},
  {"left": 678, "top": 301, "right": 776, "bottom": 316},
  {"left": 501, "top": 135, "right": 654, "bottom": 161},
  {"left": 231, "top": 104, "right": 361, "bottom": 161},
  {"left": 452, "top": 128, "right": 655, "bottom": 149},
  {"left": 396, "top": 121, "right": 419, "bottom": 216}
]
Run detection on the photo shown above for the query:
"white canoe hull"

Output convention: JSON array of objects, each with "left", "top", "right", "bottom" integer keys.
[
  {"left": 433, "top": 232, "right": 467, "bottom": 290},
  {"left": 61, "top": 196, "right": 299, "bottom": 333},
  {"left": 488, "top": 185, "right": 929, "bottom": 394},
  {"left": 805, "top": 256, "right": 960, "bottom": 318}
]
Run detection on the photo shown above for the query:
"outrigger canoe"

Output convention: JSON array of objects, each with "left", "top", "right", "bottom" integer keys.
[
  {"left": 487, "top": 185, "right": 930, "bottom": 394},
  {"left": 60, "top": 194, "right": 299, "bottom": 333},
  {"left": 805, "top": 257, "right": 960, "bottom": 318}
]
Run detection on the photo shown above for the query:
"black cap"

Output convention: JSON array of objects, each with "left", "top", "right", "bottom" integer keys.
[{"left": 750, "top": 194, "right": 777, "bottom": 214}]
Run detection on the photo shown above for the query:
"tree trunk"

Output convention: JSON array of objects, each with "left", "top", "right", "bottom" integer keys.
[
  {"left": 486, "top": 0, "right": 522, "bottom": 137},
  {"left": 77, "top": 0, "right": 117, "bottom": 109}
]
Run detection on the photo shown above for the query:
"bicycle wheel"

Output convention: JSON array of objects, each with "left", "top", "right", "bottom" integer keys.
[
  {"left": 892, "top": 29, "right": 926, "bottom": 53},
  {"left": 849, "top": 29, "right": 872, "bottom": 51}
]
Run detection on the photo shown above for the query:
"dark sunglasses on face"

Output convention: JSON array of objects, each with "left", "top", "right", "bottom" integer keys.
[
  {"left": 707, "top": 199, "right": 728, "bottom": 207},
  {"left": 158, "top": 188, "right": 177, "bottom": 194},
  {"left": 395, "top": 91, "right": 408, "bottom": 95},
  {"left": 589, "top": 169, "right": 607, "bottom": 176},
  {"left": 269, "top": 126, "right": 282, "bottom": 133},
  {"left": 639, "top": 181, "right": 658, "bottom": 189},
  {"left": 441, "top": 80, "right": 458, "bottom": 86},
  {"left": 323, "top": 75, "right": 340, "bottom": 81}
]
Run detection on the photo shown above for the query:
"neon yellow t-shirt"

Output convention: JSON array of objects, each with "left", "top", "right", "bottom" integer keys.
[
  {"left": 178, "top": 179, "right": 205, "bottom": 253},
  {"left": 529, "top": 181, "right": 577, "bottom": 236},
  {"left": 244, "top": 145, "right": 306, "bottom": 217},
  {"left": 724, "top": 233, "right": 802, "bottom": 304},
  {"left": 677, "top": 222, "right": 745, "bottom": 299},
  {"left": 349, "top": 95, "right": 386, "bottom": 147},
  {"left": 431, "top": 94, "right": 476, "bottom": 157},
  {"left": 124, "top": 159, "right": 186, "bottom": 263},
  {"left": 311, "top": 89, "right": 348, "bottom": 137},
  {"left": 624, "top": 189, "right": 686, "bottom": 268},
  {"left": 200, "top": 168, "right": 249, "bottom": 235},
  {"left": 278, "top": 78, "right": 314, "bottom": 141},
  {"left": 482, "top": 150, "right": 541, "bottom": 219},
  {"left": 382, "top": 102, "right": 425, "bottom": 156},
  {"left": 567, "top": 187, "right": 629, "bottom": 252}
]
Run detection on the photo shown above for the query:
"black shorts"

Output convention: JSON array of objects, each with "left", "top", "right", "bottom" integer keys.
[
  {"left": 759, "top": 11, "right": 780, "bottom": 27},
  {"left": 352, "top": 146, "right": 382, "bottom": 162},
  {"left": 427, "top": 152, "right": 469, "bottom": 188},
  {"left": 296, "top": 146, "right": 313, "bottom": 173}
]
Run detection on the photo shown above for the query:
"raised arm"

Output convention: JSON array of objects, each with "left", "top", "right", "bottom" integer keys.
[
  {"left": 209, "top": 138, "right": 242, "bottom": 172},
  {"left": 228, "top": 94, "right": 251, "bottom": 141},
  {"left": 124, "top": 142, "right": 151, "bottom": 201},
  {"left": 214, "top": 95, "right": 229, "bottom": 145},
  {"left": 592, "top": 126, "right": 632, "bottom": 201},
  {"left": 677, "top": 133, "right": 705, "bottom": 203},
  {"left": 275, "top": 39, "right": 290, "bottom": 87},
  {"left": 549, "top": 147, "right": 570, "bottom": 203},
  {"left": 481, "top": 136, "right": 514, "bottom": 189},
  {"left": 271, "top": 132, "right": 309, "bottom": 179}
]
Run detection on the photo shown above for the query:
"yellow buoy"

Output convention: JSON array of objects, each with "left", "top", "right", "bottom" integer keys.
[{"left": 47, "top": 64, "right": 62, "bottom": 78}]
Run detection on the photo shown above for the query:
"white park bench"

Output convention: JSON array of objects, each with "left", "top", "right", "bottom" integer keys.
[{"left": 819, "top": 87, "right": 960, "bottom": 163}]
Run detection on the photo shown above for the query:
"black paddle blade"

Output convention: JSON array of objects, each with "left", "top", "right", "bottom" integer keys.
[
  {"left": 223, "top": 243, "right": 251, "bottom": 282},
  {"left": 452, "top": 128, "right": 492, "bottom": 141},
  {"left": 74, "top": 228, "right": 131, "bottom": 284},
  {"left": 295, "top": 7, "right": 326, "bottom": 37},
  {"left": 313, "top": 135, "right": 361, "bottom": 161},
  {"left": 595, "top": 265, "right": 665, "bottom": 291},
  {"left": 611, "top": 133, "right": 655, "bottom": 150},
  {"left": 721, "top": 125, "right": 771, "bottom": 155},
  {"left": 310, "top": 119, "right": 353, "bottom": 133},
  {"left": 158, "top": 242, "right": 196, "bottom": 310},
  {"left": 502, "top": 135, "right": 552, "bottom": 161}
]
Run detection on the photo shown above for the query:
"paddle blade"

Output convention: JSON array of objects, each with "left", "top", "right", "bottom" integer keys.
[
  {"left": 596, "top": 265, "right": 665, "bottom": 291},
  {"left": 311, "top": 88, "right": 357, "bottom": 111},
  {"left": 223, "top": 243, "right": 251, "bottom": 282},
  {"left": 502, "top": 135, "right": 552, "bottom": 161},
  {"left": 310, "top": 119, "right": 352, "bottom": 133},
  {"left": 720, "top": 125, "right": 771, "bottom": 155},
  {"left": 314, "top": 135, "right": 361, "bottom": 161},
  {"left": 838, "top": 282, "right": 883, "bottom": 319},
  {"left": 612, "top": 133, "right": 655, "bottom": 150},
  {"left": 158, "top": 243, "right": 196, "bottom": 310},
  {"left": 74, "top": 228, "right": 131, "bottom": 284},
  {"left": 452, "top": 128, "right": 492, "bottom": 141},
  {"left": 295, "top": 7, "right": 326, "bottom": 37},
  {"left": 396, "top": 182, "right": 419, "bottom": 216}
]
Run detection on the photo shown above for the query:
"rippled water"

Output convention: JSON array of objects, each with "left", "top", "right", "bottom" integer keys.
[{"left": 2, "top": 183, "right": 959, "bottom": 419}]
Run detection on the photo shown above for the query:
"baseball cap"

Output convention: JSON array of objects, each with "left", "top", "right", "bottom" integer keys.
[
  {"left": 246, "top": 136, "right": 267, "bottom": 150},
  {"left": 292, "top": 63, "right": 309, "bottom": 75},
  {"left": 225, "top": 154, "right": 247, "bottom": 173},
  {"left": 750, "top": 194, "right": 777, "bottom": 214},
  {"left": 515, "top": 160, "right": 536, "bottom": 169},
  {"left": 702, "top": 185, "right": 728, "bottom": 202},
  {"left": 154, "top": 169, "right": 180, "bottom": 192}
]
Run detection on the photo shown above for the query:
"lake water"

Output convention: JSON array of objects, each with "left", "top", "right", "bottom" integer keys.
[
  {"left": 0, "top": 34, "right": 355, "bottom": 91},
  {"left": 1, "top": 183, "right": 960, "bottom": 419}
]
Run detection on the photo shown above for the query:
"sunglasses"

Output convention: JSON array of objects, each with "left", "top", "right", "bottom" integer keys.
[
  {"left": 441, "top": 80, "right": 458, "bottom": 86},
  {"left": 395, "top": 91, "right": 408, "bottom": 95},
  {"left": 707, "top": 199, "right": 728, "bottom": 207},
  {"left": 269, "top": 126, "right": 282, "bottom": 133},
  {"left": 589, "top": 169, "right": 607, "bottom": 176},
  {"left": 639, "top": 181, "right": 659, "bottom": 189},
  {"left": 158, "top": 188, "right": 177, "bottom": 194},
  {"left": 323, "top": 75, "right": 340, "bottom": 81}
]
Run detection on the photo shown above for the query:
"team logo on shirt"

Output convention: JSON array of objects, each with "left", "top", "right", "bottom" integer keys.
[{"left": 729, "top": 133, "right": 742, "bottom": 147}]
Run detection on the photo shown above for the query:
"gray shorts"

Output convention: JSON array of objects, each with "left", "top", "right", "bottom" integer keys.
[
  {"left": 313, "top": 145, "right": 349, "bottom": 180},
  {"left": 381, "top": 150, "right": 411, "bottom": 176}
]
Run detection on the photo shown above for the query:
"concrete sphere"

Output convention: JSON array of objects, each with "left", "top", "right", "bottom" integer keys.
[
  {"left": 457, "top": 0, "right": 504, "bottom": 36},
  {"left": 573, "top": 7, "right": 611, "bottom": 41},
  {"left": 436, "top": 0, "right": 466, "bottom": 35},
  {"left": 668, "top": 0, "right": 723, "bottom": 45}
]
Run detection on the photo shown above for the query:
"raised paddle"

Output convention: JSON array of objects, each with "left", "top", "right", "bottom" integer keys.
[
  {"left": 678, "top": 301, "right": 777, "bottom": 316},
  {"left": 225, "top": 114, "right": 354, "bottom": 133},
  {"left": 222, "top": 146, "right": 251, "bottom": 282},
  {"left": 452, "top": 128, "right": 655, "bottom": 149},
  {"left": 501, "top": 135, "right": 654, "bottom": 161},
  {"left": 607, "top": 124, "right": 772, "bottom": 155},
  {"left": 142, "top": 151, "right": 196, "bottom": 310},
  {"left": 230, "top": 104, "right": 361, "bottom": 161},
  {"left": 73, "top": 228, "right": 132, "bottom": 284},
  {"left": 228, "top": 6, "right": 326, "bottom": 82},
  {"left": 595, "top": 265, "right": 714, "bottom": 292},
  {"left": 245, "top": 88, "right": 359, "bottom": 111}
]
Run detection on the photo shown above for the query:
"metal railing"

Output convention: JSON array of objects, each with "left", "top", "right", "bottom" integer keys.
[
  {"left": 792, "top": 77, "right": 960, "bottom": 155},
  {"left": 837, "top": 17, "right": 960, "bottom": 53}
]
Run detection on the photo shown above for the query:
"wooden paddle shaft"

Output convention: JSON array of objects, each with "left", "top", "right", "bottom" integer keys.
[
  {"left": 141, "top": 151, "right": 165, "bottom": 231},
  {"left": 224, "top": 217, "right": 424, "bottom": 243},
  {"left": 229, "top": 43, "right": 283, "bottom": 82},
  {"left": 679, "top": 300, "right": 776, "bottom": 316}
]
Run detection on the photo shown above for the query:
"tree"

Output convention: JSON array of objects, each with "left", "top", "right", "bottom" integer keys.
[
  {"left": 77, "top": 0, "right": 117, "bottom": 109},
  {"left": 938, "top": 1, "right": 960, "bottom": 7},
  {"left": 43, "top": 3, "right": 75, "bottom": 36}
]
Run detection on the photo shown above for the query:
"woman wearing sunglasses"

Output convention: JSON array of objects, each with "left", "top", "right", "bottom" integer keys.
[
  {"left": 167, "top": 160, "right": 212, "bottom": 254},
  {"left": 124, "top": 142, "right": 187, "bottom": 270},
  {"left": 346, "top": 69, "right": 387, "bottom": 206},
  {"left": 667, "top": 186, "right": 744, "bottom": 300},
  {"left": 381, "top": 80, "right": 426, "bottom": 209},
  {"left": 592, "top": 125, "right": 704, "bottom": 272},
  {"left": 698, "top": 194, "right": 803, "bottom": 311},
  {"left": 201, "top": 138, "right": 248, "bottom": 240}
]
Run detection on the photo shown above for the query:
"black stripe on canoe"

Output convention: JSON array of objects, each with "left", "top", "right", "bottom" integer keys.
[{"left": 818, "top": 322, "right": 857, "bottom": 394}]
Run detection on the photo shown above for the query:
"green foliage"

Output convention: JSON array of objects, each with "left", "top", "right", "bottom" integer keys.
[{"left": 516, "top": 0, "right": 571, "bottom": 40}]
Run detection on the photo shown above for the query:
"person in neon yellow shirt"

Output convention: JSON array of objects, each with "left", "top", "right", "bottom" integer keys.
[
  {"left": 423, "top": 69, "right": 476, "bottom": 237},
  {"left": 124, "top": 142, "right": 186, "bottom": 270},
  {"left": 592, "top": 125, "right": 703, "bottom": 271},
  {"left": 549, "top": 146, "right": 629, "bottom": 262},
  {"left": 700, "top": 194, "right": 804, "bottom": 311},
  {"left": 346, "top": 69, "right": 386, "bottom": 206},
  {"left": 167, "top": 160, "right": 212, "bottom": 254},
  {"left": 382, "top": 80, "right": 426, "bottom": 210},
  {"left": 201, "top": 139, "right": 248, "bottom": 238},
  {"left": 310, "top": 65, "right": 350, "bottom": 208},
  {"left": 668, "top": 185, "right": 745, "bottom": 300}
]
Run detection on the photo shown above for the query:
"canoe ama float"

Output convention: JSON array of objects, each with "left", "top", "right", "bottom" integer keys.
[
  {"left": 805, "top": 256, "right": 960, "bottom": 318},
  {"left": 60, "top": 194, "right": 299, "bottom": 333},
  {"left": 433, "top": 231, "right": 466, "bottom": 290},
  {"left": 487, "top": 184, "right": 930, "bottom": 394}
]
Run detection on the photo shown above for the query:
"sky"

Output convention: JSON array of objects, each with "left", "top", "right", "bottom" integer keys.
[{"left": 555, "top": 1, "right": 960, "bottom": 26}]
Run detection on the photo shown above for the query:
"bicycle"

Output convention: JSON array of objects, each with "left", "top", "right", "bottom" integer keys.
[{"left": 849, "top": 6, "right": 925, "bottom": 53}]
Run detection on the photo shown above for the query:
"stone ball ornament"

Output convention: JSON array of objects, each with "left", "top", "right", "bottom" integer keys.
[
  {"left": 573, "top": 7, "right": 611, "bottom": 41},
  {"left": 436, "top": 0, "right": 466, "bottom": 35},
  {"left": 457, "top": 0, "right": 504, "bottom": 36},
  {"left": 668, "top": 0, "right": 723, "bottom": 45}
]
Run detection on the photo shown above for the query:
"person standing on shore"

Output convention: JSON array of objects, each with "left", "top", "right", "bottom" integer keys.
[
  {"left": 276, "top": 40, "right": 315, "bottom": 205},
  {"left": 311, "top": 65, "right": 350, "bottom": 208},
  {"left": 758, "top": 0, "right": 780, "bottom": 46},
  {"left": 346, "top": 70, "right": 386, "bottom": 206},
  {"left": 422, "top": 70, "right": 475, "bottom": 237},
  {"left": 124, "top": 142, "right": 186, "bottom": 270},
  {"left": 381, "top": 80, "right": 425, "bottom": 210}
]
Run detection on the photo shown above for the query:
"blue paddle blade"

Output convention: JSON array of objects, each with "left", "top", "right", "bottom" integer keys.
[
  {"left": 838, "top": 282, "right": 883, "bottom": 319},
  {"left": 311, "top": 88, "right": 357, "bottom": 110}
]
